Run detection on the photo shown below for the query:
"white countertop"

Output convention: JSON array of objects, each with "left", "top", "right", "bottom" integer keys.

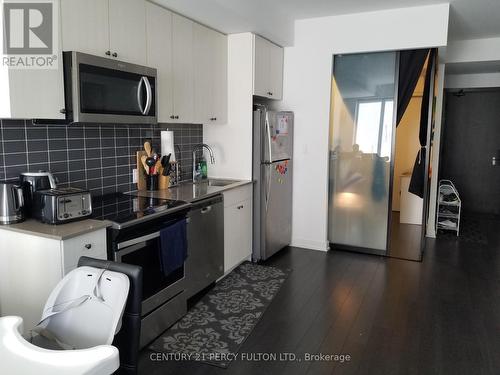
[
  {"left": 0, "top": 219, "right": 112, "bottom": 241},
  {"left": 131, "top": 179, "right": 253, "bottom": 202}
]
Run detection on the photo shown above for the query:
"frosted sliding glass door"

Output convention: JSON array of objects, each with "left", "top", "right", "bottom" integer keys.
[{"left": 328, "top": 52, "right": 397, "bottom": 253}]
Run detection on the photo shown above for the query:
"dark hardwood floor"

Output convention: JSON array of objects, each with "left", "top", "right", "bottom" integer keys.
[
  {"left": 139, "top": 217, "right": 500, "bottom": 375},
  {"left": 389, "top": 211, "right": 422, "bottom": 261}
]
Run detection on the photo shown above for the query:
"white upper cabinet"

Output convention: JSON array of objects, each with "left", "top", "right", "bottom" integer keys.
[
  {"left": 193, "top": 24, "right": 227, "bottom": 125},
  {"left": 171, "top": 13, "right": 194, "bottom": 123},
  {"left": 211, "top": 29, "right": 228, "bottom": 124},
  {"left": 61, "top": 0, "right": 110, "bottom": 57},
  {"left": 193, "top": 23, "right": 213, "bottom": 124},
  {"left": 253, "top": 35, "right": 283, "bottom": 100},
  {"left": 269, "top": 42, "right": 284, "bottom": 100},
  {"left": 0, "top": 1, "right": 66, "bottom": 119},
  {"left": 61, "top": 0, "right": 147, "bottom": 65},
  {"left": 145, "top": 2, "right": 173, "bottom": 122},
  {"left": 108, "top": 0, "right": 147, "bottom": 65}
]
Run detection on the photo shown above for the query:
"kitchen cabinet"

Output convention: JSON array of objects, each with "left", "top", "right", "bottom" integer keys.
[
  {"left": 61, "top": 0, "right": 147, "bottom": 65},
  {"left": 146, "top": 2, "right": 173, "bottom": 123},
  {"left": 194, "top": 24, "right": 228, "bottom": 125},
  {"left": 60, "top": 0, "right": 110, "bottom": 58},
  {"left": 108, "top": 0, "right": 147, "bottom": 65},
  {"left": 146, "top": 5, "right": 195, "bottom": 123},
  {"left": 253, "top": 35, "right": 283, "bottom": 100},
  {"left": 0, "top": 227, "right": 107, "bottom": 334},
  {"left": 171, "top": 13, "right": 195, "bottom": 123},
  {"left": 223, "top": 184, "right": 253, "bottom": 272}
]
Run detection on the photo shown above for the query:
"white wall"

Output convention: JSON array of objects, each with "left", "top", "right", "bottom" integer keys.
[
  {"left": 281, "top": 4, "right": 449, "bottom": 251},
  {"left": 445, "top": 73, "right": 500, "bottom": 88},
  {"left": 446, "top": 37, "right": 500, "bottom": 64},
  {"left": 203, "top": 33, "right": 254, "bottom": 180},
  {"left": 444, "top": 36, "right": 500, "bottom": 89}
]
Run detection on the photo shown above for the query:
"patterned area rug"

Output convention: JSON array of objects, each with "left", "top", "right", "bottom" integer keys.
[
  {"left": 438, "top": 216, "right": 488, "bottom": 245},
  {"left": 149, "top": 262, "right": 290, "bottom": 368}
]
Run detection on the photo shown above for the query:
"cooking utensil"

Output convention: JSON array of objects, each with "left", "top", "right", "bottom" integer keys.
[
  {"left": 161, "top": 154, "right": 171, "bottom": 176},
  {"left": 144, "top": 141, "right": 152, "bottom": 157},
  {"left": 154, "top": 159, "right": 162, "bottom": 175},
  {"left": 141, "top": 155, "right": 149, "bottom": 175},
  {"left": 146, "top": 157, "right": 156, "bottom": 175}
]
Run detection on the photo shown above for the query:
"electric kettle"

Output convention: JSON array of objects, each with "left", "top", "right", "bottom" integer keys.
[
  {"left": 20, "top": 171, "right": 57, "bottom": 217},
  {"left": 0, "top": 180, "right": 25, "bottom": 224}
]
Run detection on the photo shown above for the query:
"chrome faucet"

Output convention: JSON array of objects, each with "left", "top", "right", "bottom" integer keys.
[{"left": 192, "top": 144, "right": 215, "bottom": 182}]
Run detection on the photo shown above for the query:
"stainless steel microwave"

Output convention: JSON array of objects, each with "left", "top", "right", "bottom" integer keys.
[{"left": 62, "top": 51, "right": 157, "bottom": 124}]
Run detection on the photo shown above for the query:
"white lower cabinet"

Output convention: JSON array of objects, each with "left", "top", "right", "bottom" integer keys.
[
  {"left": 223, "top": 184, "right": 253, "bottom": 273},
  {"left": 0, "top": 228, "right": 107, "bottom": 334}
]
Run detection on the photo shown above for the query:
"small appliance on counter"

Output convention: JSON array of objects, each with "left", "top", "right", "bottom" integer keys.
[
  {"left": 0, "top": 180, "right": 25, "bottom": 224},
  {"left": 32, "top": 187, "right": 92, "bottom": 225},
  {"left": 20, "top": 171, "right": 57, "bottom": 217}
]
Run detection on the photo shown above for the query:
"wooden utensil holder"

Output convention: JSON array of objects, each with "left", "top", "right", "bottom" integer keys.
[{"left": 159, "top": 175, "right": 170, "bottom": 190}]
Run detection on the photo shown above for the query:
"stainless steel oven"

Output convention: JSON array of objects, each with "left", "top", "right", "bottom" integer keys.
[
  {"left": 63, "top": 51, "right": 157, "bottom": 124},
  {"left": 107, "top": 205, "right": 190, "bottom": 348}
]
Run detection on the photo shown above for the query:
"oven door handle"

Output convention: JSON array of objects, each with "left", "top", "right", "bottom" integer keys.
[{"left": 117, "top": 231, "right": 160, "bottom": 251}]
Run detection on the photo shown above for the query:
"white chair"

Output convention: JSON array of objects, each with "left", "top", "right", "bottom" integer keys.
[{"left": 0, "top": 266, "right": 130, "bottom": 375}]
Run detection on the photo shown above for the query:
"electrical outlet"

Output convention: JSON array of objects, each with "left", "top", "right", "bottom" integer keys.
[{"left": 132, "top": 169, "right": 138, "bottom": 184}]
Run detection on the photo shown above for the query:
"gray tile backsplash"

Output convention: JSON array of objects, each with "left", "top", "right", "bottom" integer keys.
[{"left": 0, "top": 120, "right": 202, "bottom": 196}]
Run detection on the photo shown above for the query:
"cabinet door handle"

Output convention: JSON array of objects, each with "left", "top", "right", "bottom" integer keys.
[
  {"left": 267, "top": 91, "right": 273, "bottom": 96},
  {"left": 237, "top": 205, "right": 244, "bottom": 210},
  {"left": 105, "top": 50, "right": 111, "bottom": 56},
  {"left": 170, "top": 115, "right": 175, "bottom": 119},
  {"left": 174, "top": 115, "right": 179, "bottom": 119},
  {"left": 60, "top": 108, "right": 67, "bottom": 114},
  {"left": 112, "top": 52, "right": 118, "bottom": 58},
  {"left": 84, "top": 243, "right": 92, "bottom": 249}
]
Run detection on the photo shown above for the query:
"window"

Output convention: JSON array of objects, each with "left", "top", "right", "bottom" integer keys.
[{"left": 354, "top": 99, "right": 394, "bottom": 158}]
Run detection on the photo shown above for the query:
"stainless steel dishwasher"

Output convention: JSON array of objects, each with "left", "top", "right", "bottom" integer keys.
[{"left": 186, "top": 194, "right": 224, "bottom": 298}]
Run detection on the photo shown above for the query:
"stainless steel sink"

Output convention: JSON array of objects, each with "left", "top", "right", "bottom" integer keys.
[{"left": 207, "top": 179, "right": 235, "bottom": 187}]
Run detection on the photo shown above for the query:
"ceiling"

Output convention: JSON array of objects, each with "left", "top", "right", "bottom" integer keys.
[{"left": 152, "top": 0, "right": 500, "bottom": 46}]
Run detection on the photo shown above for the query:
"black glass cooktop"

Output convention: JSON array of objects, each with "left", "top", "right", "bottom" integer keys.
[{"left": 92, "top": 193, "right": 188, "bottom": 225}]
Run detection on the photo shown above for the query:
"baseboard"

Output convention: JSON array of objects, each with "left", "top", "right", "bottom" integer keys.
[{"left": 290, "top": 238, "right": 329, "bottom": 252}]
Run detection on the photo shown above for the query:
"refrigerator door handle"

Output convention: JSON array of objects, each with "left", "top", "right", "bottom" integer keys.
[
  {"left": 265, "top": 164, "right": 272, "bottom": 212},
  {"left": 265, "top": 111, "right": 272, "bottom": 163}
]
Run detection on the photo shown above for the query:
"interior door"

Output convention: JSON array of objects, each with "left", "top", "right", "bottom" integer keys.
[
  {"left": 328, "top": 51, "right": 398, "bottom": 254},
  {"left": 262, "top": 159, "right": 292, "bottom": 259}
]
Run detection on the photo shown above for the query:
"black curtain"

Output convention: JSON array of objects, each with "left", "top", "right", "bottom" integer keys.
[
  {"left": 396, "top": 49, "right": 430, "bottom": 126},
  {"left": 408, "top": 49, "right": 436, "bottom": 198}
]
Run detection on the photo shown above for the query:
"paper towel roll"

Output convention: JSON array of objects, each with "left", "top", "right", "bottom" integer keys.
[{"left": 161, "top": 131, "right": 176, "bottom": 162}]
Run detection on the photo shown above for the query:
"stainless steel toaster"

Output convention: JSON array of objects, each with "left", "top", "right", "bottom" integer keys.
[{"left": 33, "top": 188, "right": 92, "bottom": 224}]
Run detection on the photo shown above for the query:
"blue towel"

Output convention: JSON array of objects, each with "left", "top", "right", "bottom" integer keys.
[{"left": 159, "top": 219, "right": 188, "bottom": 276}]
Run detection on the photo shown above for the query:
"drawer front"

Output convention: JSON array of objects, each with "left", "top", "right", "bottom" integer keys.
[
  {"left": 223, "top": 183, "right": 252, "bottom": 208},
  {"left": 140, "top": 292, "right": 187, "bottom": 349},
  {"left": 62, "top": 229, "right": 107, "bottom": 273}
]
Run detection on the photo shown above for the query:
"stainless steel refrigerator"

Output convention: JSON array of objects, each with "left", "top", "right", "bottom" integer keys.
[{"left": 253, "top": 105, "right": 293, "bottom": 261}]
